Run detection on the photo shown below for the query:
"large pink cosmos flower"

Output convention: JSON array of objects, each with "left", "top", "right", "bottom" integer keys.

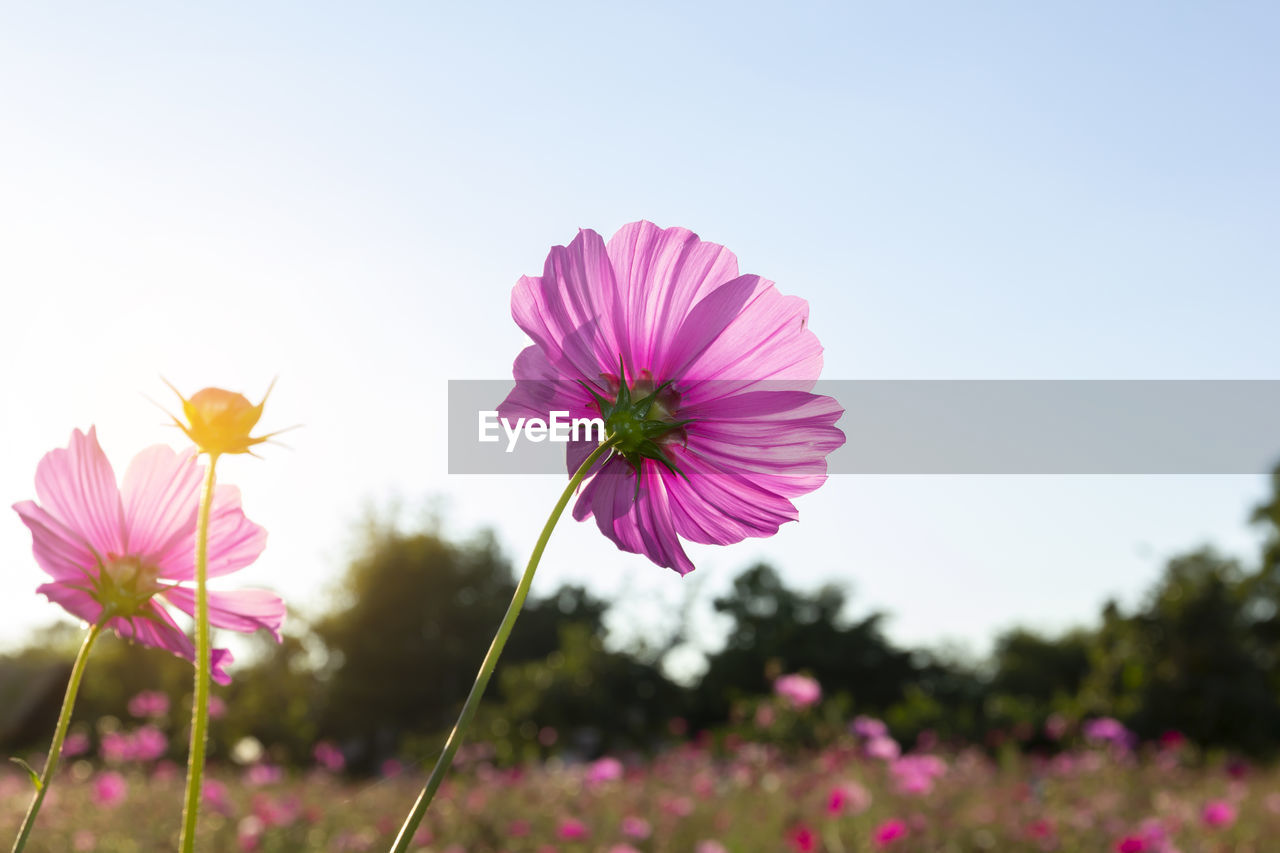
[
  {"left": 498, "top": 221, "right": 845, "bottom": 574},
  {"left": 13, "top": 428, "right": 284, "bottom": 683}
]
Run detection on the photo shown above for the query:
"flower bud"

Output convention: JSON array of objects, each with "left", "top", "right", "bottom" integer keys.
[{"left": 166, "top": 381, "right": 275, "bottom": 456}]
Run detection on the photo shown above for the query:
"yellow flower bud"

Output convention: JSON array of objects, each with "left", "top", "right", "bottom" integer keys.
[{"left": 165, "top": 380, "right": 277, "bottom": 457}]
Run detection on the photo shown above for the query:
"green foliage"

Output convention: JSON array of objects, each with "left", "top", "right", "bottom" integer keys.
[
  {"left": 471, "top": 623, "right": 682, "bottom": 764},
  {"left": 693, "top": 563, "right": 918, "bottom": 727}
]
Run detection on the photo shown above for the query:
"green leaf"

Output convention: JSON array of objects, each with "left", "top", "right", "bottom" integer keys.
[{"left": 9, "top": 757, "right": 43, "bottom": 791}]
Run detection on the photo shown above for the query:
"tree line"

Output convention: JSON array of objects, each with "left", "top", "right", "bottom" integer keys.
[{"left": 5, "top": 467, "right": 1280, "bottom": 769}]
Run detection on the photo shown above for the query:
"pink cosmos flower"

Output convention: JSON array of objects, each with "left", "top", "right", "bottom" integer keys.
[
  {"left": 313, "top": 740, "right": 346, "bottom": 772},
  {"left": 872, "top": 819, "right": 908, "bottom": 848},
  {"left": 852, "top": 715, "right": 889, "bottom": 739},
  {"left": 774, "top": 673, "right": 822, "bottom": 709},
  {"left": 788, "top": 825, "right": 817, "bottom": 852},
  {"left": 585, "top": 755, "right": 624, "bottom": 784},
  {"left": 620, "top": 816, "right": 651, "bottom": 839},
  {"left": 13, "top": 428, "right": 284, "bottom": 684},
  {"left": 498, "top": 221, "right": 845, "bottom": 574},
  {"left": 827, "top": 781, "right": 872, "bottom": 816},
  {"left": 1202, "top": 799, "right": 1236, "bottom": 828},
  {"left": 61, "top": 731, "right": 90, "bottom": 758},
  {"left": 92, "top": 770, "right": 128, "bottom": 808},
  {"left": 128, "top": 689, "right": 170, "bottom": 718},
  {"left": 557, "top": 817, "right": 589, "bottom": 841}
]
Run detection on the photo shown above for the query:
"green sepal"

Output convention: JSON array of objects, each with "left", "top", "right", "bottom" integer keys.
[{"left": 10, "top": 757, "right": 43, "bottom": 791}]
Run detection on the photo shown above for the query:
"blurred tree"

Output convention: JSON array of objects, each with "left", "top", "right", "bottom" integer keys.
[
  {"left": 471, "top": 622, "right": 683, "bottom": 764},
  {"left": 693, "top": 563, "right": 918, "bottom": 727},
  {"left": 313, "top": 523, "right": 515, "bottom": 767}
]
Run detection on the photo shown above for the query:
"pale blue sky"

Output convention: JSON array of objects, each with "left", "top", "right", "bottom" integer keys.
[{"left": 1, "top": 3, "right": 1278, "bottom": 671}]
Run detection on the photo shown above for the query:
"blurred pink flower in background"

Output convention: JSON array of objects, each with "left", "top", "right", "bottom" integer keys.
[
  {"left": 866, "top": 736, "right": 901, "bottom": 762},
  {"left": 788, "top": 824, "right": 817, "bottom": 852},
  {"left": 498, "top": 221, "right": 845, "bottom": 574},
  {"left": 245, "top": 763, "right": 284, "bottom": 786},
  {"left": 207, "top": 695, "right": 228, "bottom": 719},
  {"left": 890, "top": 754, "right": 947, "bottom": 796},
  {"left": 620, "top": 816, "right": 651, "bottom": 839},
  {"left": 1084, "top": 717, "right": 1135, "bottom": 750},
  {"left": 557, "top": 817, "right": 589, "bottom": 841},
  {"left": 1201, "top": 799, "right": 1237, "bottom": 828},
  {"left": 127, "top": 689, "right": 170, "bottom": 718},
  {"left": 852, "top": 715, "right": 889, "bottom": 739},
  {"left": 585, "top": 756, "right": 623, "bottom": 784},
  {"left": 826, "top": 781, "right": 872, "bottom": 816},
  {"left": 313, "top": 740, "right": 346, "bottom": 772},
  {"left": 872, "top": 818, "right": 908, "bottom": 848},
  {"left": 92, "top": 770, "right": 128, "bottom": 808},
  {"left": 202, "top": 778, "right": 233, "bottom": 815},
  {"left": 695, "top": 843, "right": 728, "bottom": 853},
  {"left": 12, "top": 428, "right": 285, "bottom": 683},
  {"left": 61, "top": 731, "right": 90, "bottom": 758},
  {"left": 774, "top": 674, "right": 822, "bottom": 709}
]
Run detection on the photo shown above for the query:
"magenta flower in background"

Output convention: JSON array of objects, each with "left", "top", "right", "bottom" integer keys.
[
  {"left": 13, "top": 428, "right": 285, "bottom": 684},
  {"left": 1084, "top": 717, "right": 1135, "bottom": 749},
  {"left": 1202, "top": 799, "right": 1237, "bottom": 828},
  {"left": 313, "top": 740, "right": 346, "bottom": 772},
  {"left": 852, "top": 715, "right": 889, "bottom": 739},
  {"left": 92, "top": 770, "right": 128, "bottom": 808},
  {"left": 585, "top": 755, "right": 624, "bottom": 784},
  {"left": 127, "top": 689, "right": 170, "bottom": 718},
  {"left": 60, "top": 731, "right": 90, "bottom": 758},
  {"left": 872, "top": 818, "right": 908, "bottom": 849},
  {"left": 774, "top": 673, "right": 822, "bottom": 709},
  {"left": 499, "top": 221, "right": 845, "bottom": 574}
]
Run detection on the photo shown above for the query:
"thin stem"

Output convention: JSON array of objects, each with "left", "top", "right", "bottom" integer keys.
[
  {"left": 388, "top": 442, "right": 614, "bottom": 853},
  {"left": 178, "top": 453, "right": 220, "bottom": 853},
  {"left": 11, "top": 620, "right": 105, "bottom": 853}
]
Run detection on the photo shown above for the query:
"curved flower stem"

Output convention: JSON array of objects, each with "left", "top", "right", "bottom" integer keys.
[
  {"left": 10, "top": 620, "right": 105, "bottom": 853},
  {"left": 388, "top": 441, "right": 614, "bottom": 853},
  {"left": 178, "top": 452, "right": 220, "bottom": 853}
]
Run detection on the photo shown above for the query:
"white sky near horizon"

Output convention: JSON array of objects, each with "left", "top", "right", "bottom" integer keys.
[{"left": 1, "top": 3, "right": 1279, "bottom": 676}]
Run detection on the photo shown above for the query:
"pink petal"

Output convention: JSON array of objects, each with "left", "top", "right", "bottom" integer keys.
[
  {"left": 36, "top": 582, "right": 234, "bottom": 683},
  {"left": 13, "top": 500, "right": 97, "bottom": 581},
  {"left": 153, "top": 484, "right": 267, "bottom": 580},
  {"left": 682, "top": 391, "right": 846, "bottom": 497},
  {"left": 678, "top": 280, "right": 825, "bottom": 394},
  {"left": 663, "top": 450, "right": 799, "bottom": 545},
  {"left": 499, "top": 345, "right": 600, "bottom": 424},
  {"left": 573, "top": 457, "right": 694, "bottom": 574},
  {"left": 512, "top": 229, "right": 628, "bottom": 383},
  {"left": 33, "top": 427, "right": 125, "bottom": 558},
  {"left": 120, "top": 445, "right": 203, "bottom": 559},
  {"left": 162, "top": 586, "right": 285, "bottom": 641},
  {"left": 606, "top": 222, "right": 740, "bottom": 374}
]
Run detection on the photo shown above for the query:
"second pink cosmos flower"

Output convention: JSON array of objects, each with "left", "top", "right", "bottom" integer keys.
[
  {"left": 499, "top": 221, "right": 845, "bottom": 574},
  {"left": 13, "top": 427, "right": 284, "bottom": 683}
]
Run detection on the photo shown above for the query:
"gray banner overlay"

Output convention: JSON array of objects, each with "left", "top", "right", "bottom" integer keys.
[{"left": 448, "top": 380, "right": 1280, "bottom": 475}]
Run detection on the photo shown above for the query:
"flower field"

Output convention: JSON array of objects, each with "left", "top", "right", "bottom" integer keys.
[{"left": 5, "top": 720, "right": 1278, "bottom": 853}]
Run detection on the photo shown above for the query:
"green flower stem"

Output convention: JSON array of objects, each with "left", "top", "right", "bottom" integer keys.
[
  {"left": 178, "top": 452, "right": 220, "bottom": 853},
  {"left": 388, "top": 441, "right": 614, "bottom": 853},
  {"left": 11, "top": 620, "right": 105, "bottom": 853}
]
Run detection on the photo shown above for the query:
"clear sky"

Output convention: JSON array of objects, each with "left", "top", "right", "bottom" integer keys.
[{"left": 2, "top": 3, "right": 1278, "bottom": 672}]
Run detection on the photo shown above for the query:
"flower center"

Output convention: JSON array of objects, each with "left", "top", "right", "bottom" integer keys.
[
  {"left": 585, "top": 363, "right": 692, "bottom": 476},
  {"left": 97, "top": 556, "right": 165, "bottom": 617}
]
